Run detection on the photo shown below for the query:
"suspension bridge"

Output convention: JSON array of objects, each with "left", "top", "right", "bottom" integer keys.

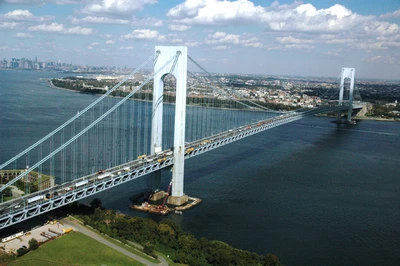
[{"left": 0, "top": 46, "right": 362, "bottom": 230}]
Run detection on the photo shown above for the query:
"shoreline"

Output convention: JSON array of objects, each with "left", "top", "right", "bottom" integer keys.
[
  {"left": 46, "top": 79, "right": 399, "bottom": 122},
  {"left": 47, "top": 78, "right": 79, "bottom": 93}
]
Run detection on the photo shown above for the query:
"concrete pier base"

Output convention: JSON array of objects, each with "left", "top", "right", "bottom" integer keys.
[
  {"left": 149, "top": 191, "right": 165, "bottom": 201},
  {"left": 167, "top": 195, "right": 188, "bottom": 206}
]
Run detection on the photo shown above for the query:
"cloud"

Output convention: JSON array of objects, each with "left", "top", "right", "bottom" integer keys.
[
  {"left": 70, "top": 15, "right": 162, "bottom": 26},
  {"left": 276, "top": 36, "right": 313, "bottom": 44},
  {"left": 14, "top": 32, "right": 33, "bottom": 38},
  {"left": 82, "top": 0, "right": 157, "bottom": 17},
  {"left": 122, "top": 29, "right": 165, "bottom": 41},
  {"left": 167, "top": 0, "right": 265, "bottom": 25},
  {"left": 0, "top": 21, "right": 22, "bottom": 29},
  {"left": 185, "top": 41, "right": 201, "bottom": 47},
  {"left": 131, "top": 17, "right": 163, "bottom": 27},
  {"left": 364, "top": 55, "right": 397, "bottom": 65},
  {"left": 0, "top": 9, "right": 53, "bottom": 22},
  {"left": 380, "top": 9, "right": 400, "bottom": 19},
  {"left": 363, "top": 21, "right": 399, "bottom": 35},
  {"left": 71, "top": 16, "right": 130, "bottom": 25},
  {"left": 213, "top": 45, "right": 230, "bottom": 50},
  {"left": 169, "top": 24, "right": 191, "bottom": 31},
  {"left": 167, "top": 1, "right": 399, "bottom": 36},
  {"left": 205, "top": 31, "right": 262, "bottom": 48},
  {"left": 324, "top": 50, "right": 340, "bottom": 57},
  {"left": 105, "top": 39, "right": 115, "bottom": 44},
  {"left": 119, "top": 46, "right": 134, "bottom": 50},
  {"left": 28, "top": 23, "right": 93, "bottom": 35}
]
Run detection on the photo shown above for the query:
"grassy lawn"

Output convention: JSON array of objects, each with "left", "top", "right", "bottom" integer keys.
[{"left": 10, "top": 232, "right": 144, "bottom": 266}]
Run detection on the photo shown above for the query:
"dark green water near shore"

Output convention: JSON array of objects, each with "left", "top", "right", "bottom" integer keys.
[{"left": 1, "top": 70, "right": 400, "bottom": 265}]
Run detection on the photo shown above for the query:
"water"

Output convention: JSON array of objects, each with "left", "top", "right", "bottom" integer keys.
[{"left": 1, "top": 70, "right": 400, "bottom": 265}]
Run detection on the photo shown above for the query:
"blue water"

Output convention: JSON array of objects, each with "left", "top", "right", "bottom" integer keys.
[{"left": 1, "top": 70, "right": 400, "bottom": 265}]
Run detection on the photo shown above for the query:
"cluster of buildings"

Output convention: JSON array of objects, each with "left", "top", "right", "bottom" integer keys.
[
  {"left": 1, "top": 57, "right": 63, "bottom": 70},
  {"left": 0, "top": 170, "right": 55, "bottom": 196},
  {"left": 0, "top": 57, "right": 131, "bottom": 73}
]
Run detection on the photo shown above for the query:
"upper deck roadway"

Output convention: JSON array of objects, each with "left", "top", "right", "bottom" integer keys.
[{"left": 0, "top": 104, "right": 362, "bottom": 230}]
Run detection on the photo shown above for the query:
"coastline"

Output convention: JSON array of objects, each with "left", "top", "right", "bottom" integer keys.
[
  {"left": 354, "top": 116, "right": 399, "bottom": 122},
  {"left": 47, "top": 78, "right": 79, "bottom": 93},
  {"left": 46, "top": 79, "right": 399, "bottom": 122}
]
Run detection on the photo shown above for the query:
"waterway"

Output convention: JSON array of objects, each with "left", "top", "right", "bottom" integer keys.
[{"left": 1, "top": 70, "right": 400, "bottom": 265}]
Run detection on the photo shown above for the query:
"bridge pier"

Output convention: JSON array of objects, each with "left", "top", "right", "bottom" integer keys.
[
  {"left": 152, "top": 46, "right": 188, "bottom": 206},
  {"left": 337, "top": 68, "right": 355, "bottom": 123}
]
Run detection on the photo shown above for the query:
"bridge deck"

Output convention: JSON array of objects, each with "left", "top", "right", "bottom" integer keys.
[{"left": 0, "top": 104, "right": 361, "bottom": 229}]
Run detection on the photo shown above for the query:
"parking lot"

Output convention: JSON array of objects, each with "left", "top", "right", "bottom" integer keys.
[{"left": 1, "top": 220, "right": 75, "bottom": 254}]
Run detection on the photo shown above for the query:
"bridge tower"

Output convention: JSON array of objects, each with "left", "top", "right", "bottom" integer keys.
[
  {"left": 152, "top": 46, "right": 188, "bottom": 206},
  {"left": 337, "top": 68, "right": 355, "bottom": 122}
]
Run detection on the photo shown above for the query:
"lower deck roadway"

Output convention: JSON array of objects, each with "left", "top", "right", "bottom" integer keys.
[{"left": 61, "top": 216, "right": 168, "bottom": 266}]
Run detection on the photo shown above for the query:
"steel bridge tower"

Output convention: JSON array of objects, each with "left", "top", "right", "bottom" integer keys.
[
  {"left": 337, "top": 68, "right": 356, "bottom": 122},
  {"left": 151, "top": 46, "right": 188, "bottom": 206}
]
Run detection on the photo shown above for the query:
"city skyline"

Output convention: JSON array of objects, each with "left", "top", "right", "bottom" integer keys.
[{"left": 0, "top": 0, "right": 399, "bottom": 79}]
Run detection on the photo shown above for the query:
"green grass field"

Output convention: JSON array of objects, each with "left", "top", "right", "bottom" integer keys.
[{"left": 10, "top": 232, "right": 144, "bottom": 266}]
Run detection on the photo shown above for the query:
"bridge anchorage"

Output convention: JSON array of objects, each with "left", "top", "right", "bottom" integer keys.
[{"left": 0, "top": 45, "right": 365, "bottom": 229}]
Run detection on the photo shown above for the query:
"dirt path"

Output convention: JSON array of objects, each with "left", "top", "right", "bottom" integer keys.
[{"left": 61, "top": 217, "right": 168, "bottom": 266}]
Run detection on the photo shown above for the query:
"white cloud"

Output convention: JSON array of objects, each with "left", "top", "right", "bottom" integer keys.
[
  {"left": 167, "top": 1, "right": 399, "bottom": 38},
  {"left": 363, "top": 21, "right": 399, "bottom": 35},
  {"left": 122, "top": 29, "right": 166, "bottom": 41},
  {"left": 205, "top": 31, "right": 262, "bottom": 48},
  {"left": 119, "top": 46, "right": 134, "bottom": 50},
  {"left": 28, "top": 23, "right": 93, "bottom": 35},
  {"left": 324, "top": 50, "right": 340, "bottom": 56},
  {"left": 213, "top": 45, "right": 230, "bottom": 50},
  {"left": 65, "top": 26, "right": 94, "bottom": 35},
  {"left": 169, "top": 24, "right": 191, "bottom": 31},
  {"left": 168, "top": 0, "right": 265, "bottom": 25},
  {"left": 70, "top": 15, "right": 162, "bottom": 26},
  {"left": 71, "top": 16, "right": 130, "bottom": 24},
  {"left": 0, "top": 21, "right": 22, "bottom": 29},
  {"left": 131, "top": 17, "right": 163, "bottom": 27},
  {"left": 0, "top": 9, "right": 53, "bottom": 22},
  {"left": 364, "top": 55, "right": 397, "bottom": 64},
  {"left": 283, "top": 44, "right": 314, "bottom": 49},
  {"left": 185, "top": 41, "right": 201, "bottom": 47},
  {"left": 105, "top": 39, "right": 115, "bottom": 44},
  {"left": 276, "top": 36, "right": 313, "bottom": 44},
  {"left": 0, "top": 46, "right": 8, "bottom": 50},
  {"left": 82, "top": 0, "right": 157, "bottom": 17},
  {"left": 380, "top": 9, "right": 400, "bottom": 19},
  {"left": 29, "top": 23, "right": 66, "bottom": 32},
  {"left": 14, "top": 32, "right": 33, "bottom": 38}
]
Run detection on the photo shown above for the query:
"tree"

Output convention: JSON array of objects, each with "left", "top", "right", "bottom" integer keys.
[
  {"left": 263, "top": 253, "right": 281, "bottom": 266},
  {"left": 16, "top": 248, "right": 28, "bottom": 257},
  {"left": 28, "top": 238, "right": 39, "bottom": 250},
  {"left": 142, "top": 241, "right": 157, "bottom": 258}
]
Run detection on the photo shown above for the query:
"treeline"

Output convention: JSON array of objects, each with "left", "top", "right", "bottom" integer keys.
[
  {"left": 67, "top": 204, "right": 281, "bottom": 266},
  {"left": 368, "top": 104, "right": 400, "bottom": 118}
]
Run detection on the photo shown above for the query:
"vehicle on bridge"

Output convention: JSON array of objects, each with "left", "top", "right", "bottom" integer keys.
[{"left": 27, "top": 195, "right": 45, "bottom": 204}]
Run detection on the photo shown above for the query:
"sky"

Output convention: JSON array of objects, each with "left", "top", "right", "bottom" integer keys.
[{"left": 0, "top": 0, "right": 399, "bottom": 79}]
